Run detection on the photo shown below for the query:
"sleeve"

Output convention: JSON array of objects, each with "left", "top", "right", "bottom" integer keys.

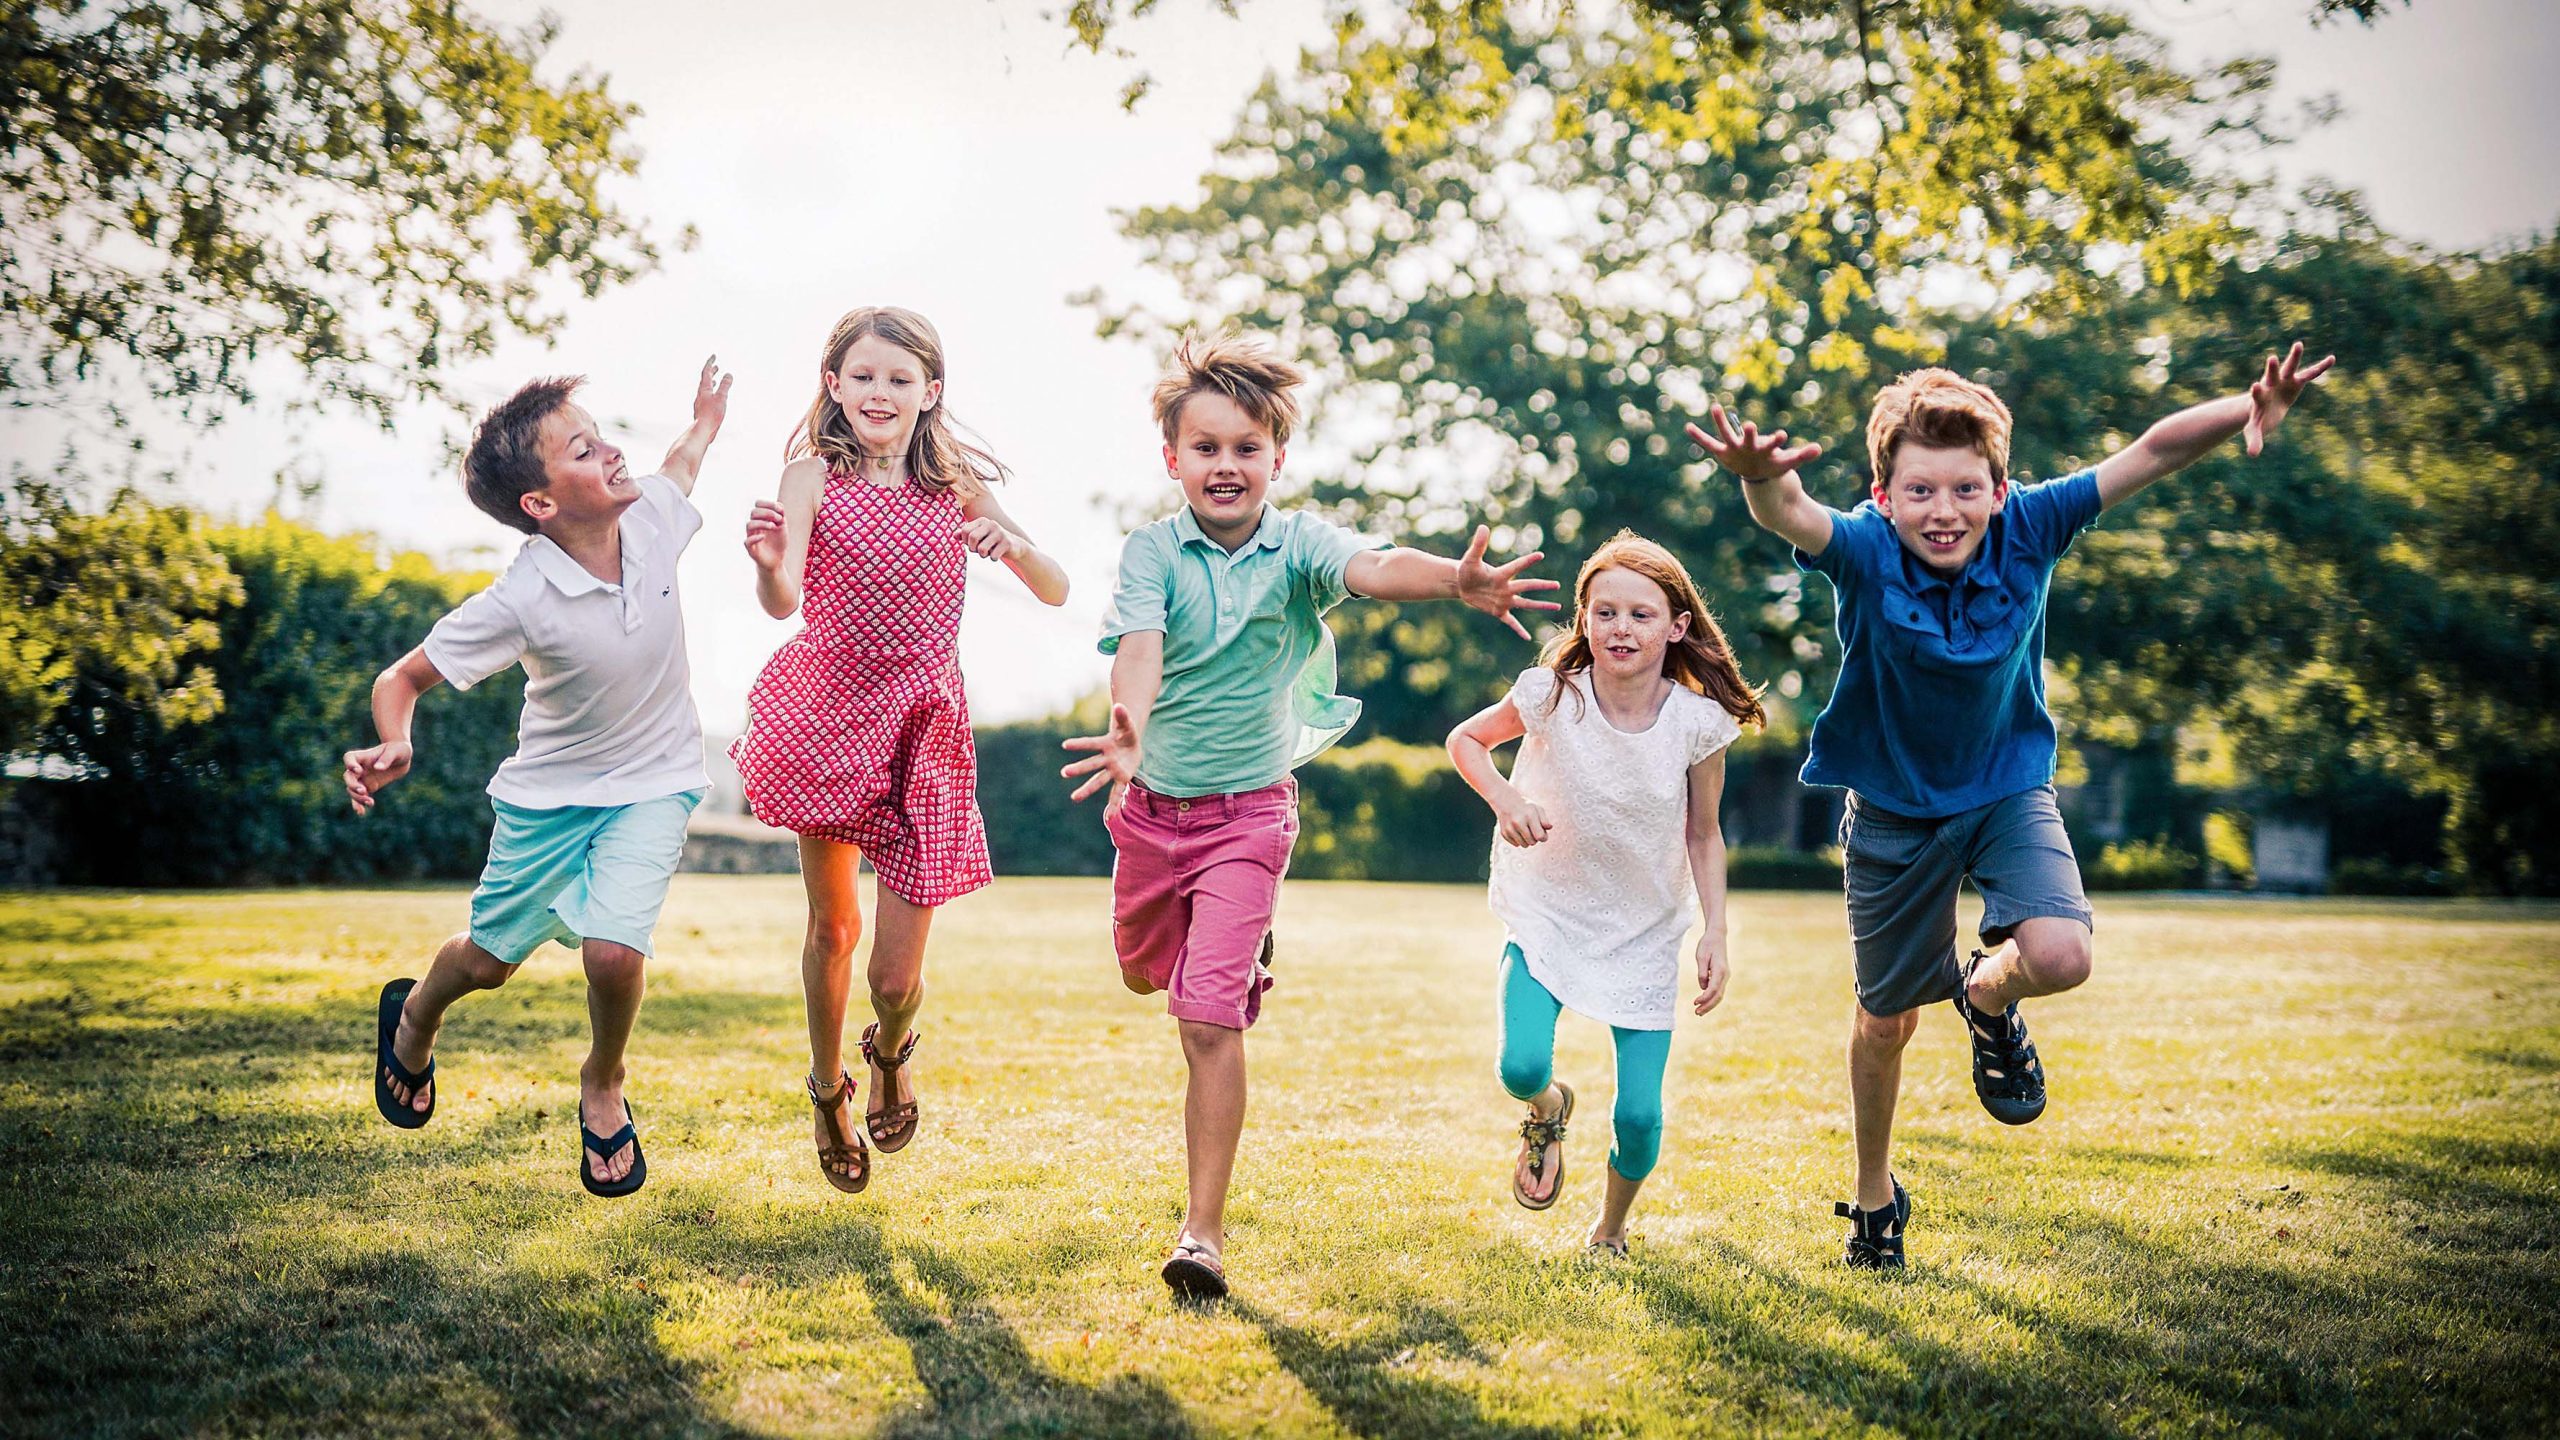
[
  {"left": 2001, "top": 469, "right": 2103, "bottom": 563},
  {"left": 1508, "top": 667, "right": 1559, "bottom": 737},
  {"left": 1793, "top": 502, "right": 1886, "bottom": 597},
  {"left": 636, "top": 473, "right": 705, "bottom": 551},
  {"left": 421, "top": 586, "right": 526, "bottom": 692},
  {"left": 1098, "top": 528, "right": 1172, "bottom": 655},
  {"left": 1687, "top": 695, "right": 1742, "bottom": 767},
  {"left": 1291, "top": 514, "right": 1393, "bottom": 614}
]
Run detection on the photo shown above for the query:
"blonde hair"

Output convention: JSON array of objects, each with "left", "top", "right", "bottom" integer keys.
[
  {"left": 1539, "top": 531, "right": 1767, "bottom": 729},
  {"left": 1866, "top": 368, "right": 2013, "bottom": 490},
  {"left": 789, "top": 306, "right": 1008, "bottom": 494},
  {"left": 1152, "top": 333, "right": 1306, "bottom": 444}
]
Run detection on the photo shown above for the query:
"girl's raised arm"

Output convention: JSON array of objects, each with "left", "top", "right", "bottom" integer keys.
[{"left": 749, "top": 458, "right": 829, "bottom": 619}]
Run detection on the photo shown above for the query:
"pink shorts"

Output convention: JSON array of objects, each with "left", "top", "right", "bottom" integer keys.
[{"left": 1104, "top": 778, "right": 1299, "bottom": 1030}]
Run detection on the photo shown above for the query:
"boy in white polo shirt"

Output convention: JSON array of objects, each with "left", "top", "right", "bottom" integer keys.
[{"left": 343, "top": 357, "right": 730, "bottom": 1198}]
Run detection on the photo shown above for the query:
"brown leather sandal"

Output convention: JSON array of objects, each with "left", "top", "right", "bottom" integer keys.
[
  {"left": 807, "top": 1069, "right": 869, "bottom": 1195},
  {"left": 862, "top": 1022, "right": 921, "bottom": 1153},
  {"left": 1512, "top": 1081, "right": 1575, "bottom": 1211}
]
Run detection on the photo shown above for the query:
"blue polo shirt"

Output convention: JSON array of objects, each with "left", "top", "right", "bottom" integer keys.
[{"left": 1793, "top": 469, "right": 2102, "bottom": 818}]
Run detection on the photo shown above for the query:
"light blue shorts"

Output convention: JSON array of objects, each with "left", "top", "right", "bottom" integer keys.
[{"left": 469, "top": 789, "right": 706, "bottom": 965}]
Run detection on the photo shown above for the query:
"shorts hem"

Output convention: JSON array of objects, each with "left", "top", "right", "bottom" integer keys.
[
  {"left": 1979, "top": 903, "right": 2095, "bottom": 944},
  {"left": 1167, "top": 998, "right": 1253, "bottom": 1031}
]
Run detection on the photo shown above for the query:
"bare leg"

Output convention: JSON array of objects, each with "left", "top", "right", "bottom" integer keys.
[
  {"left": 1966, "top": 917, "right": 2095, "bottom": 1011},
  {"left": 1590, "top": 1168, "right": 1643, "bottom": 1250},
  {"left": 798, "top": 837, "right": 865, "bottom": 1085},
  {"left": 388, "top": 934, "right": 514, "bottom": 1115},
  {"left": 865, "top": 884, "right": 933, "bottom": 1132},
  {"left": 579, "top": 939, "right": 647, "bottom": 1183},
  {"left": 1849, "top": 1003, "right": 1922, "bottom": 1212},
  {"left": 1176, "top": 1019, "right": 1248, "bottom": 1255}
]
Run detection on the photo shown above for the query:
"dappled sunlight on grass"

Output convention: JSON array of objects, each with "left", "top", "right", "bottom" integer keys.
[{"left": 4, "top": 881, "right": 2555, "bottom": 1436}]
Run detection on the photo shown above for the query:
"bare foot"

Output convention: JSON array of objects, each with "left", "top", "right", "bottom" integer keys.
[
  {"left": 387, "top": 1002, "right": 434, "bottom": 1115},
  {"left": 580, "top": 1070, "right": 633, "bottom": 1183}
]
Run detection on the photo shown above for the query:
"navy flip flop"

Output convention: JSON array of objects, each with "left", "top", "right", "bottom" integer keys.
[
  {"left": 374, "top": 979, "right": 435, "bottom": 1129},
  {"left": 579, "top": 1100, "right": 647, "bottom": 1198}
]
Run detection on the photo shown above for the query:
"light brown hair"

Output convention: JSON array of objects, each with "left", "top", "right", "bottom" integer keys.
[
  {"left": 1539, "top": 531, "right": 1767, "bottom": 729},
  {"left": 1152, "top": 333, "right": 1306, "bottom": 445},
  {"left": 789, "top": 306, "right": 1007, "bottom": 494},
  {"left": 1865, "top": 367, "right": 2012, "bottom": 490}
]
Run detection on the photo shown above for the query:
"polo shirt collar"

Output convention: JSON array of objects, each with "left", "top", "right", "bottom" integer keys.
[
  {"left": 1172, "top": 502, "right": 1285, "bottom": 556},
  {"left": 523, "top": 501, "right": 661, "bottom": 596}
]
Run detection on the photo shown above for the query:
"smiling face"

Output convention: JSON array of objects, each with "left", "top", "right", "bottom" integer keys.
[
  {"left": 823, "top": 333, "right": 942, "bottom": 461},
  {"left": 522, "top": 403, "right": 633, "bottom": 530},
  {"left": 1875, "top": 441, "right": 2008, "bottom": 576},
  {"left": 1582, "top": 565, "right": 1691, "bottom": 682},
  {"left": 1164, "top": 390, "right": 1282, "bottom": 549}
]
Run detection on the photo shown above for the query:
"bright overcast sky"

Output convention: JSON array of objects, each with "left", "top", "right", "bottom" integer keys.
[{"left": 11, "top": 0, "right": 2556, "bottom": 734}]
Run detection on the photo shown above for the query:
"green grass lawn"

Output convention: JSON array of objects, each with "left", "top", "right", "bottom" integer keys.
[{"left": 3, "top": 879, "right": 2555, "bottom": 1438}]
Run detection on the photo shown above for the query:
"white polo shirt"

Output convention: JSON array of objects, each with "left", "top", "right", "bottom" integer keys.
[{"left": 423, "top": 473, "right": 710, "bottom": 810}]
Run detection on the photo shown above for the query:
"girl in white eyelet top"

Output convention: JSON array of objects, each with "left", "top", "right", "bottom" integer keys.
[{"left": 1447, "top": 532, "right": 1766, "bottom": 1254}]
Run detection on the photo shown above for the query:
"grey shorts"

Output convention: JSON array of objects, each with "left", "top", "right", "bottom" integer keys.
[{"left": 1839, "top": 784, "right": 2094, "bottom": 1016}]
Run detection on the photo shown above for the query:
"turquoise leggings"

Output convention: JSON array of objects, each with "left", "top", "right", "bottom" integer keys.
[{"left": 1498, "top": 943, "right": 1673, "bottom": 1182}]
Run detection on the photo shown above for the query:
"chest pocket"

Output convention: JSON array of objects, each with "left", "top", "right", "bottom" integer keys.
[{"left": 1878, "top": 582, "right": 2032, "bottom": 674}]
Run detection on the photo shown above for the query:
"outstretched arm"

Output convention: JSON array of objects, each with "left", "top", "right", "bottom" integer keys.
[
  {"left": 658, "top": 355, "right": 734, "bottom": 495},
  {"left": 1447, "top": 695, "right": 1550, "bottom": 848},
  {"left": 1061, "top": 630, "right": 1163, "bottom": 822},
  {"left": 2094, "top": 342, "right": 2334, "bottom": 511},
  {"left": 1684, "top": 404, "right": 1833, "bottom": 557},
  {"left": 1344, "top": 525, "right": 1561, "bottom": 641},
  {"left": 958, "top": 488, "right": 1071, "bottom": 606},
  {"left": 343, "top": 647, "right": 446, "bottom": 815}
]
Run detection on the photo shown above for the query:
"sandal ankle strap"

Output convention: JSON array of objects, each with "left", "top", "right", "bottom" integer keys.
[{"left": 862, "top": 1023, "right": 920, "bottom": 1070}]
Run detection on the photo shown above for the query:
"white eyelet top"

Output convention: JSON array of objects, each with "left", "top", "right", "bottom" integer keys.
[{"left": 1486, "top": 667, "right": 1742, "bottom": 1029}]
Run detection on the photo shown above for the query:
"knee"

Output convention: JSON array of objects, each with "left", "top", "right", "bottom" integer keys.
[
  {"left": 1177, "top": 1018, "right": 1241, "bottom": 1060},
  {"left": 582, "top": 940, "right": 646, "bottom": 988},
  {"left": 808, "top": 910, "right": 862, "bottom": 962},
  {"left": 2019, "top": 929, "right": 2094, "bottom": 994},
  {"left": 1851, "top": 1006, "right": 1921, "bottom": 1052},
  {"left": 1497, "top": 1053, "right": 1551, "bottom": 1103},
  {"left": 867, "top": 965, "right": 923, "bottom": 1015},
  {"left": 1614, "top": 1095, "right": 1664, "bottom": 1148},
  {"left": 450, "top": 937, "right": 516, "bottom": 991}
]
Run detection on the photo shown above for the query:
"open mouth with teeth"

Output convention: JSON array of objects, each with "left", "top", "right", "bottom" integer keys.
[
  {"left": 856, "top": 407, "right": 900, "bottom": 425},
  {"left": 1920, "top": 528, "right": 1969, "bottom": 550},
  {"left": 1202, "top": 482, "right": 1248, "bottom": 504}
]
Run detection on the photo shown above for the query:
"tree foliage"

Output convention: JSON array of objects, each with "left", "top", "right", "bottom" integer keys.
[
  {"left": 1, "top": 0, "right": 667, "bottom": 425},
  {"left": 39, "top": 515, "right": 525, "bottom": 885},
  {"left": 1090, "top": 1, "right": 2557, "bottom": 892}
]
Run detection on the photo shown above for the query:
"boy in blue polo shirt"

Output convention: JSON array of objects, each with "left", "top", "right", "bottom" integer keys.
[{"left": 1689, "top": 343, "right": 2333, "bottom": 1268}]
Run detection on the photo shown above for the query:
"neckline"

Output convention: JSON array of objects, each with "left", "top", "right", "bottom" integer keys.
[{"left": 1569, "top": 670, "right": 1675, "bottom": 737}]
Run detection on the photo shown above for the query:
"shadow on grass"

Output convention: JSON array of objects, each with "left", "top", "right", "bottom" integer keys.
[{"left": 1231, "top": 1300, "right": 1565, "bottom": 1440}]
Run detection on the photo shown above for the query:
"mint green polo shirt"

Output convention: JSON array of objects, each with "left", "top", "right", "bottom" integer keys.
[{"left": 1099, "top": 504, "right": 1389, "bottom": 798}]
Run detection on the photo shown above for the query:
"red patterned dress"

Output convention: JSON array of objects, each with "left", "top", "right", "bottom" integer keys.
[{"left": 730, "top": 470, "right": 993, "bottom": 905}]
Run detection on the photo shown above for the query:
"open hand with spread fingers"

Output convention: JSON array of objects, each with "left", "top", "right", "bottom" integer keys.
[
  {"left": 1683, "top": 403, "right": 1824, "bottom": 481},
  {"left": 1061, "top": 702, "right": 1143, "bottom": 823},
  {"left": 744, "top": 498, "right": 788, "bottom": 573},
  {"left": 1455, "top": 525, "right": 1562, "bottom": 641},
  {"left": 2243, "top": 341, "right": 2336, "bottom": 457}
]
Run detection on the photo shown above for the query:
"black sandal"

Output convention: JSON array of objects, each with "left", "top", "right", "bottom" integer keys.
[
  {"left": 579, "top": 1099, "right": 647, "bottom": 1199},
  {"left": 1161, "top": 1238, "right": 1228, "bottom": 1300},
  {"left": 861, "top": 1023, "right": 921, "bottom": 1153},
  {"left": 1955, "top": 950, "right": 2048, "bottom": 1125},
  {"left": 808, "top": 1068, "right": 869, "bottom": 1194},
  {"left": 374, "top": 979, "right": 435, "bottom": 1129},
  {"left": 1836, "top": 1176, "right": 1911, "bottom": 1270},
  {"left": 1512, "top": 1081, "right": 1575, "bottom": 1211}
]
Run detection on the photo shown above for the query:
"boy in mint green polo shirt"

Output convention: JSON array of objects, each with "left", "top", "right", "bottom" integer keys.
[{"left": 1063, "top": 334, "right": 1557, "bottom": 1300}]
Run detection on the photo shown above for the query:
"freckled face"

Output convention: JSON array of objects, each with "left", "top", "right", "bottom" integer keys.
[
  {"left": 1583, "top": 566, "right": 1690, "bottom": 681},
  {"left": 825, "top": 334, "right": 941, "bottom": 458},
  {"left": 1165, "top": 391, "right": 1281, "bottom": 548},
  {"left": 527, "top": 404, "right": 632, "bottom": 527},
  {"left": 1876, "top": 442, "right": 2006, "bottom": 576}
]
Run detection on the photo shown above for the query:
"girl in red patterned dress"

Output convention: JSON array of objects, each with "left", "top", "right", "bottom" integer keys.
[{"left": 734, "top": 306, "right": 1069, "bottom": 1194}]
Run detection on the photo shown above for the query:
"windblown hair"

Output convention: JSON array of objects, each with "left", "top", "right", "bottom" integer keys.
[
  {"left": 1152, "top": 333, "right": 1306, "bottom": 445},
  {"left": 1538, "top": 531, "right": 1767, "bottom": 730},
  {"left": 789, "top": 306, "right": 1007, "bottom": 494},
  {"left": 463, "top": 376, "right": 584, "bottom": 535},
  {"left": 1865, "top": 367, "right": 2013, "bottom": 490}
]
